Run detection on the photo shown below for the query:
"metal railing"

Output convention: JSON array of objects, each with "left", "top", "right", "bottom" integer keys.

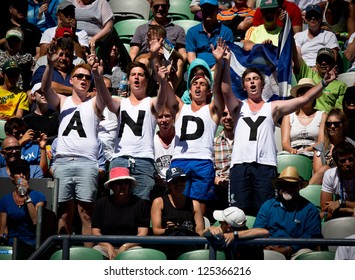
[{"left": 28, "top": 234, "right": 355, "bottom": 260}]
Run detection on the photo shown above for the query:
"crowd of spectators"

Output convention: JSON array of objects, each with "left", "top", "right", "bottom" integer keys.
[{"left": 1, "top": 0, "right": 355, "bottom": 260}]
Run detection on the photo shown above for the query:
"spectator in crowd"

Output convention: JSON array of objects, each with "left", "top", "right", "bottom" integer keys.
[
  {"left": 0, "top": 136, "right": 43, "bottom": 178},
  {"left": 204, "top": 206, "right": 269, "bottom": 260},
  {"left": 243, "top": 0, "right": 281, "bottom": 50},
  {"left": 32, "top": 37, "right": 77, "bottom": 96},
  {"left": 167, "top": 39, "right": 225, "bottom": 218},
  {"left": 321, "top": 141, "right": 355, "bottom": 220},
  {"left": 0, "top": 159, "right": 46, "bottom": 247},
  {"left": 153, "top": 105, "right": 176, "bottom": 199},
  {"left": 287, "top": 0, "right": 322, "bottom": 12},
  {"left": 129, "top": 0, "right": 186, "bottom": 70},
  {"left": 23, "top": 83, "right": 59, "bottom": 144},
  {"left": 344, "top": 32, "right": 355, "bottom": 72},
  {"left": 0, "top": 59, "right": 29, "bottom": 120},
  {"left": 280, "top": 78, "right": 327, "bottom": 158},
  {"left": 310, "top": 109, "right": 355, "bottom": 185},
  {"left": 294, "top": 47, "right": 347, "bottom": 113},
  {"left": 342, "top": 86, "right": 355, "bottom": 141},
  {"left": 97, "top": 61, "right": 170, "bottom": 201},
  {"left": 221, "top": 44, "right": 337, "bottom": 216},
  {"left": 254, "top": 166, "right": 322, "bottom": 259},
  {"left": 4, "top": 117, "right": 48, "bottom": 176},
  {"left": 0, "top": 28, "right": 34, "bottom": 92},
  {"left": 92, "top": 167, "right": 150, "bottom": 260},
  {"left": 214, "top": 106, "right": 234, "bottom": 210},
  {"left": 252, "top": 0, "right": 302, "bottom": 34},
  {"left": 0, "top": 0, "right": 42, "bottom": 57},
  {"left": 186, "top": 0, "right": 233, "bottom": 70},
  {"left": 41, "top": 41, "right": 107, "bottom": 240},
  {"left": 27, "top": 0, "right": 60, "bottom": 33},
  {"left": 151, "top": 167, "right": 204, "bottom": 259},
  {"left": 294, "top": 4, "right": 339, "bottom": 69},
  {"left": 96, "top": 32, "right": 131, "bottom": 89},
  {"left": 68, "top": 0, "right": 114, "bottom": 46},
  {"left": 217, "top": 0, "right": 255, "bottom": 41},
  {"left": 39, "top": 1, "right": 89, "bottom": 59},
  {"left": 319, "top": 0, "right": 355, "bottom": 38},
  {"left": 135, "top": 25, "right": 185, "bottom": 93}
]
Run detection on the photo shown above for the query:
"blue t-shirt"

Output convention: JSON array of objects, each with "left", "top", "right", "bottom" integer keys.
[
  {"left": 0, "top": 189, "right": 46, "bottom": 246},
  {"left": 31, "top": 65, "right": 73, "bottom": 86},
  {"left": 186, "top": 22, "right": 233, "bottom": 68}
]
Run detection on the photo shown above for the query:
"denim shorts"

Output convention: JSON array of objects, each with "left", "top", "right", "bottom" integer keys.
[
  {"left": 110, "top": 156, "right": 156, "bottom": 200},
  {"left": 53, "top": 157, "right": 99, "bottom": 203}
]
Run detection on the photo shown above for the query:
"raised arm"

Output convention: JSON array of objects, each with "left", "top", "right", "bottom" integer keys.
[
  {"left": 221, "top": 44, "right": 241, "bottom": 123},
  {"left": 41, "top": 40, "right": 63, "bottom": 111},
  {"left": 151, "top": 63, "right": 171, "bottom": 117},
  {"left": 272, "top": 67, "right": 338, "bottom": 122}
]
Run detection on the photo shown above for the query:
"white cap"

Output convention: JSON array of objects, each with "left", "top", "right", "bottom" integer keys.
[
  {"left": 31, "top": 83, "right": 41, "bottom": 94},
  {"left": 213, "top": 207, "right": 246, "bottom": 228}
]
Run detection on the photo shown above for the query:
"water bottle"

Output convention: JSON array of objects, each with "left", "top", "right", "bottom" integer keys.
[
  {"left": 17, "top": 178, "right": 27, "bottom": 196},
  {"left": 118, "top": 73, "right": 128, "bottom": 96}
]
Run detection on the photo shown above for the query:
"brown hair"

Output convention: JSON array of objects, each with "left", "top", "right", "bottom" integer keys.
[{"left": 70, "top": 63, "right": 92, "bottom": 77}]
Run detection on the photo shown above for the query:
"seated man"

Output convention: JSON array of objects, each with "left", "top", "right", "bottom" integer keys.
[
  {"left": 0, "top": 59, "right": 29, "bottom": 120},
  {"left": 92, "top": 167, "right": 150, "bottom": 260},
  {"left": 294, "top": 47, "right": 348, "bottom": 113},
  {"left": 321, "top": 141, "right": 355, "bottom": 220},
  {"left": 203, "top": 206, "right": 269, "bottom": 260},
  {"left": 254, "top": 166, "right": 322, "bottom": 260},
  {"left": 0, "top": 159, "right": 46, "bottom": 247},
  {"left": 0, "top": 136, "right": 43, "bottom": 178},
  {"left": 243, "top": 0, "right": 281, "bottom": 51}
]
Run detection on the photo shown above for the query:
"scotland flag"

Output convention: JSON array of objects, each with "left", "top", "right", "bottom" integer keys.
[{"left": 229, "top": 13, "right": 293, "bottom": 101}]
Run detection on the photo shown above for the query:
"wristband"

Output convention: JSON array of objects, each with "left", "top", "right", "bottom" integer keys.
[
  {"left": 25, "top": 197, "right": 32, "bottom": 204},
  {"left": 321, "top": 79, "right": 328, "bottom": 88}
]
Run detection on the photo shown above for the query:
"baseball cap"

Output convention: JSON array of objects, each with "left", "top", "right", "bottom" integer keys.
[
  {"left": 57, "top": 0, "right": 75, "bottom": 13},
  {"left": 55, "top": 27, "right": 74, "bottom": 39},
  {"left": 31, "top": 83, "right": 42, "bottom": 95},
  {"left": 2, "top": 59, "right": 20, "bottom": 73},
  {"left": 166, "top": 167, "right": 186, "bottom": 183},
  {"left": 305, "top": 4, "right": 322, "bottom": 17},
  {"left": 213, "top": 207, "right": 247, "bottom": 228},
  {"left": 200, "top": 0, "right": 218, "bottom": 7},
  {"left": 260, "top": 0, "right": 278, "bottom": 10},
  {"left": 6, "top": 29, "right": 23, "bottom": 41},
  {"left": 317, "top": 47, "right": 335, "bottom": 62}
]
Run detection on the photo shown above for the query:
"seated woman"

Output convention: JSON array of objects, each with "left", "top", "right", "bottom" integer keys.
[
  {"left": 150, "top": 167, "right": 205, "bottom": 259},
  {"left": 310, "top": 108, "right": 355, "bottom": 184},
  {"left": 92, "top": 167, "right": 150, "bottom": 260},
  {"left": 0, "top": 159, "right": 46, "bottom": 247},
  {"left": 281, "top": 78, "right": 327, "bottom": 159}
]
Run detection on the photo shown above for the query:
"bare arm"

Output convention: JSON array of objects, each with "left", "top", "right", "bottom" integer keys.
[
  {"left": 89, "top": 19, "right": 114, "bottom": 46},
  {"left": 0, "top": 212, "right": 7, "bottom": 236},
  {"left": 187, "top": 52, "right": 197, "bottom": 65},
  {"left": 317, "top": 112, "right": 327, "bottom": 144},
  {"left": 92, "top": 227, "right": 117, "bottom": 259},
  {"left": 129, "top": 45, "right": 140, "bottom": 62},
  {"left": 38, "top": 133, "right": 49, "bottom": 176},
  {"left": 151, "top": 64, "right": 171, "bottom": 117},
  {"left": 51, "top": 81, "right": 73, "bottom": 96},
  {"left": 150, "top": 197, "right": 166, "bottom": 236},
  {"left": 272, "top": 67, "right": 338, "bottom": 122},
  {"left": 41, "top": 40, "right": 63, "bottom": 111},
  {"left": 192, "top": 200, "right": 205, "bottom": 236},
  {"left": 281, "top": 114, "right": 296, "bottom": 154}
]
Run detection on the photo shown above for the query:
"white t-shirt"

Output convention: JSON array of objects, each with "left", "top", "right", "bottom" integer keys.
[
  {"left": 40, "top": 26, "right": 89, "bottom": 47},
  {"left": 294, "top": 29, "right": 339, "bottom": 67}
]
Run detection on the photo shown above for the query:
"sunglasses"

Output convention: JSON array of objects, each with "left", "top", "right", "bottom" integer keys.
[
  {"left": 325, "top": 121, "right": 342, "bottom": 128},
  {"left": 338, "top": 156, "right": 355, "bottom": 165},
  {"left": 153, "top": 4, "right": 168, "bottom": 10},
  {"left": 170, "top": 177, "right": 187, "bottom": 185},
  {"left": 3, "top": 145, "right": 21, "bottom": 153},
  {"left": 72, "top": 73, "right": 92, "bottom": 81},
  {"left": 222, "top": 111, "right": 230, "bottom": 117}
]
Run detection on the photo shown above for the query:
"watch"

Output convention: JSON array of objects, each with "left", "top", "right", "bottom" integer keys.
[
  {"left": 339, "top": 199, "right": 346, "bottom": 208},
  {"left": 25, "top": 197, "right": 32, "bottom": 204},
  {"left": 233, "top": 231, "right": 239, "bottom": 240}
]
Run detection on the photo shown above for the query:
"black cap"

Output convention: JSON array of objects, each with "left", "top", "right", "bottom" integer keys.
[{"left": 166, "top": 167, "right": 186, "bottom": 182}]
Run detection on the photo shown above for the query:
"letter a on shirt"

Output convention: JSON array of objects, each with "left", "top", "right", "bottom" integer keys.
[{"left": 62, "top": 111, "right": 87, "bottom": 137}]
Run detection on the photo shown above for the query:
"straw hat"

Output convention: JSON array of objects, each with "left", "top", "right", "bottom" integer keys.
[
  {"left": 271, "top": 166, "right": 308, "bottom": 189},
  {"left": 290, "top": 78, "right": 315, "bottom": 97}
]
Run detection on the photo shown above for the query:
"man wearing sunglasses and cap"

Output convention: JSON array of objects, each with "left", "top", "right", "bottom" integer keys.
[
  {"left": 321, "top": 141, "right": 355, "bottom": 220},
  {"left": 254, "top": 166, "right": 322, "bottom": 259}
]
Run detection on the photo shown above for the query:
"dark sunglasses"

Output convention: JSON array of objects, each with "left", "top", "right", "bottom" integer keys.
[
  {"left": 3, "top": 145, "right": 21, "bottom": 153},
  {"left": 153, "top": 4, "right": 168, "bottom": 10},
  {"left": 338, "top": 156, "right": 355, "bottom": 165},
  {"left": 325, "top": 121, "right": 342, "bottom": 128},
  {"left": 72, "top": 73, "right": 92, "bottom": 81},
  {"left": 222, "top": 111, "right": 230, "bottom": 117},
  {"left": 170, "top": 177, "right": 187, "bottom": 184},
  {"left": 305, "top": 14, "right": 321, "bottom": 21}
]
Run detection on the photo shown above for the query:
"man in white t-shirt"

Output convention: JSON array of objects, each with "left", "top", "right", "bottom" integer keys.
[{"left": 39, "top": 1, "right": 89, "bottom": 59}]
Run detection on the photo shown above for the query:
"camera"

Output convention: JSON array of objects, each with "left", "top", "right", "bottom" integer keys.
[{"left": 33, "top": 130, "right": 41, "bottom": 139}]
